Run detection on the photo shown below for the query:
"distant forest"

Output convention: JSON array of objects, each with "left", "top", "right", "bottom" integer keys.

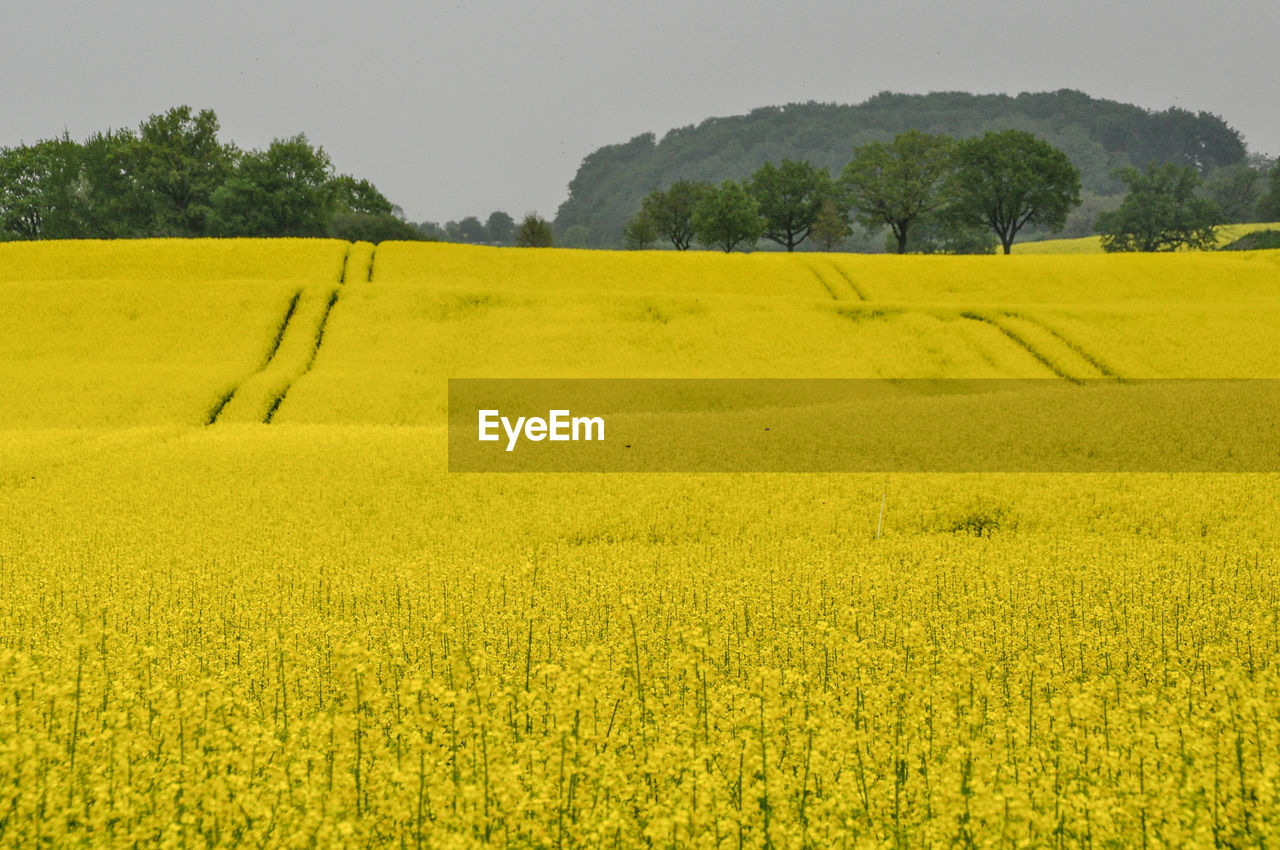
[{"left": 555, "top": 90, "right": 1266, "bottom": 249}]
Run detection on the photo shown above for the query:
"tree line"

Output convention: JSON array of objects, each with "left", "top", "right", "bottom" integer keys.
[
  {"left": 627, "top": 129, "right": 1280, "bottom": 255},
  {"left": 0, "top": 106, "right": 421, "bottom": 242},
  {"left": 556, "top": 91, "right": 1253, "bottom": 248},
  {"left": 627, "top": 129, "right": 1082, "bottom": 255}
]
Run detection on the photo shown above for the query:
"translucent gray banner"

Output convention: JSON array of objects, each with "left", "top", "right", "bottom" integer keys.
[{"left": 448, "top": 379, "right": 1280, "bottom": 472}]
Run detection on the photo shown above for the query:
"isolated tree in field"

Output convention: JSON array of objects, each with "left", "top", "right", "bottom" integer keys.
[
  {"left": 486, "top": 211, "right": 515, "bottom": 244},
  {"left": 840, "top": 130, "right": 954, "bottom": 254},
  {"left": 515, "top": 212, "right": 554, "bottom": 247},
  {"left": 692, "top": 180, "right": 763, "bottom": 252},
  {"left": 622, "top": 210, "right": 658, "bottom": 249},
  {"left": 747, "top": 159, "right": 831, "bottom": 251},
  {"left": 809, "top": 199, "right": 851, "bottom": 251},
  {"left": 640, "top": 180, "right": 711, "bottom": 250},
  {"left": 134, "top": 106, "right": 235, "bottom": 236},
  {"left": 949, "top": 130, "right": 1081, "bottom": 254},
  {"left": 209, "top": 135, "right": 334, "bottom": 237},
  {"left": 1095, "top": 162, "right": 1220, "bottom": 252}
]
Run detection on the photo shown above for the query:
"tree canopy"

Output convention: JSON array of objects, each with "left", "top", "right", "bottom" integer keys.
[
  {"left": 640, "top": 180, "right": 711, "bottom": 250},
  {"left": 747, "top": 159, "right": 831, "bottom": 251},
  {"left": 1095, "top": 162, "right": 1220, "bottom": 252},
  {"left": 949, "top": 130, "right": 1082, "bottom": 254},
  {"left": 0, "top": 106, "right": 417, "bottom": 242},
  {"left": 692, "top": 180, "right": 763, "bottom": 252},
  {"left": 840, "top": 130, "right": 954, "bottom": 254}
]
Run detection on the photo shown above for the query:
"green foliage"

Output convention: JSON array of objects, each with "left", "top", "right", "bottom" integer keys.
[
  {"left": 747, "top": 159, "right": 831, "bottom": 251},
  {"left": 456, "top": 216, "right": 488, "bottom": 243},
  {"left": 134, "top": 106, "right": 235, "bottom": 236},
  {"left": 1258, "top": 162, "right": 1280, "bottom": 222},
  {"left": 1219, "top": 230, "right": 1280, "bottom": 251},
  {"left": 1201, "top": 164, "right": 1265, "bottom": 224},
  {"left": 949, "top": 130, "right": 1082, "bottom": 254},
  {"left": 641, "top": 180, "right": 712, "bottom": 250},
  {"left": 559, "top": 225, "right": 592, "bottom": 248},
  {"left": 209, "top": 135, "right": 335, "bottom": 238},
  {"left": 1096, "top": 163, "right": 1221, "bottom": 252},
  {"left": 326, "top": 212, "right": 422, "bottom": 243},
  {"left": 514, "top": 213, "right": 554, "bottom": 247},
  {"left": 0, "top": 139, "right": 72, "bottom": 240},
  {"left": 622, "top": 211, "right": 658, "bottom": 250},
  {"left": 0, "top": 106, "right": 402, "bottom": 241},
  {"left": 841, "top": 130, "right": 954, "bottom": 254},
  {"left": 555, "top": 91, "right": 1246, "bottom": 247},
  {"left": 898, "top": 210, "right": 996, "bottom": 254},
  {"left": 691, "top": 180, "right": 763, "bottom": 252},
  {"left": 331, "top": 175, "right": 394, "bottom": 216},
  {"left": 485, "top": 211, "right": 516, "bottom": 245},
  {"left": 810, "top": 199, "right": 852, "bottom": 251}
]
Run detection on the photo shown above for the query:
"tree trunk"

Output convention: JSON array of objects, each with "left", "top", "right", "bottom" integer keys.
[{"left": 896, "top": 229, "right": 909, "bottom": 254}]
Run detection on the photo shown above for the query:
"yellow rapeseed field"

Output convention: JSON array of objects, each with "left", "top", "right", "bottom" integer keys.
[{"left": 1, "top": 239, "right": 1278, "bottom": 847}]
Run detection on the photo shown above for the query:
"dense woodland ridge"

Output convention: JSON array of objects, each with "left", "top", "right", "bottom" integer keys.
[{"left": 556, "top": 90, "right": 1272, "bottom": 249}]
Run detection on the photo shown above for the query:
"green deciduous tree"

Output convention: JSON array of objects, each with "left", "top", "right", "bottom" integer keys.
[
  {"left": 810, "top": 198, "right": 852, "bottom": 251},
  {"left": 840, "top": 130, "right": 954, "bottom": 254},
  {"left": 134, "top": 106, "right": 235, "bottom": 236},
  {"left": 949, "top": 130, "right": 1081, "bottom": 254},
  {"left": 692, "top": 180, "right": 763, "bottom": 252},
  {"left": 330, "top": 174, "right": 394, "bottom": 216},
  {"left": 209, "top": 135, "right": 334, "bottom": 237},
  {"left": 485, "top": 211, "right": 516, "bottom": 245},
  {"left": 747, "top": 159, "right": 831, "bottom": 251},
  {"left": 622, "top": 210, "right": 658, "bottom": 249},
  {"left": 0, "top": 139, "right": 78, "bottom": 240},
  {"left": 640, "top": 180, "right": 711, "bottom": 250},
  {"left": 456, "top": 216, "right": 488, "bottom": 243},
  {"left": 515, "top": 213, "right": 554, "bottom": 247},
  {"left": 1201, "top": 163, "right": 1263, "bottom": 224},
  {"left": 1096, "top": 162, "right": 1221, "bottom": 252}
]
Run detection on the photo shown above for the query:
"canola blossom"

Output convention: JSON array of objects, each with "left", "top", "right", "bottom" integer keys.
[{"left": 1, "top": 239, "right": 1279, "bottom": 847}]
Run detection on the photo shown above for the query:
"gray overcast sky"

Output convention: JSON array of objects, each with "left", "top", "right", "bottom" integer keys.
[{"left": 3, "top": 0, "right": 1277, "bottom": 223}]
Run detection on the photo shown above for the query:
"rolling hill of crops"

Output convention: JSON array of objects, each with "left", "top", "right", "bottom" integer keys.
[{"left": 2, "top": 240, "right": 1278, "bottom": 847}]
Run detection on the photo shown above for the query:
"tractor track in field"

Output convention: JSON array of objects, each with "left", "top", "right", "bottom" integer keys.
[
  {"left": 205, "top": 289, "right": 302, "bottom": 426},
  {"left": 1000, "top": 310, "right": 1122, "bottom": 379},
  {"left": 805, "top": 258, "right": 868, "bottom": 302},
  {"left": 822, "top": 260, "right": 868, "bottom": 301},
  {"left": 961, "top": 311, "right": 1079, "bottom": 382},
  {"left": 262, "top": 290, "right": 339, "bottom": 423},
  {"left": 260, "top": 244, "right": 375, "bottom": 424}
]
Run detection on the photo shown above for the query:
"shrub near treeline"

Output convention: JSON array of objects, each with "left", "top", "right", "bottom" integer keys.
[{"left": 0, "top": 106, "right": 421, "bottom": 242}]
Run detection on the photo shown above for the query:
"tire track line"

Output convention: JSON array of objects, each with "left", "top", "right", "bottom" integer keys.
[{"left": 205, "top": 289, "right": 302, "bottom": 426}]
